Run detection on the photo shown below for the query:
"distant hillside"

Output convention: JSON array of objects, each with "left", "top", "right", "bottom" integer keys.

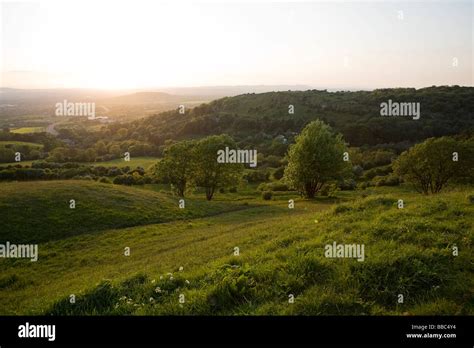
[
  {"left": 101, "top": 92, "right": 182, "bottom": 105},
  {"left": 131, "top": 86, "right": 473, "bottom": 148},
  {"left": 156, "top": 85, "right": 312, "bottom": 97}
]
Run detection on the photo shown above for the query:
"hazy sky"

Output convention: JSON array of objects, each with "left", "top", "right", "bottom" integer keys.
[{"left": 1, "top": 0, "right": 472, "bottom": 89}]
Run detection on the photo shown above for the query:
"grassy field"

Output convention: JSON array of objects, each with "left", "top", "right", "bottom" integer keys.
[
  {"left": 0, "top": 180, "right": 472, "bottom": 315},
  {"left": 0, "top": 180, "right": 249, "bottom": 243},
  {"left": 10, "top": 127, "right": 46, "bottom": 134},
  {"left": 84, "top": 156, "right": 159, "bottom": 169},
  {"left": 0, "top": 140, "right": 43, "bottom": 149},
  {"left": 1, "top": 156, "right": 159, "bottom": 169}
]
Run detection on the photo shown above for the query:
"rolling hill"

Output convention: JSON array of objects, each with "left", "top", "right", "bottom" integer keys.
[
  {"left": 131, "top": 86, "right": 474, "bottom": 147},
  {"left": 0, "top": 185, "right": 472, "bottom": 315},
  {"left": 0, "top": 180, "right": 248, "bottom": 243}
]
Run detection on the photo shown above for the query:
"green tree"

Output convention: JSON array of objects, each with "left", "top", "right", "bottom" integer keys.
[
  {"left": 284, "top": 120, "right": 351, "bottom": 198},
  {"left": 94, "top": 141, "right": 107, "bottom": 156},
  {"left": 0, "top": 147, "right": 15, "bottom": 163},
  {"left": 393, "top": 136, "right": 473, "bottom": 194},
  {"left": 194, "top": 135, "right": 244, "bottom": 200},
  {"left": 155, "top": 140, "right": 196, "bottom": 197}
]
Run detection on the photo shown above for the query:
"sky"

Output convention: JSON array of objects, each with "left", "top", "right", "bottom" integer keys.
[{"left": 1, "top": 0, "right": 472, "bottom": 90}]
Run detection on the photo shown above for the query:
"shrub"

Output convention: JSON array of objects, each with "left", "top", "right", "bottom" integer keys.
[
  {"left": 243, "top": 169, "right": 270, "bottom": 183},
  {"left": 372, "top": 174, "right": 400, "bottom": 187},
  {"left": 273, "top": 166, "right": 285, "bottom": 180},
  {"left": 338, "top": 179, "right": 357, "bottom": 191},
  {"left": 258, "top": 182, "right": 289, "bottom": 192},
  {"left": 99, "top": 177, "right": 111, "bottom": 184}
]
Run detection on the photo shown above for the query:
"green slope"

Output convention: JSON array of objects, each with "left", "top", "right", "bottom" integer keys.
[
  {"left": 0, "top": 180, "right": 246, "bottom": 243},
  {"left": 50, "top": 189, "right": 472, "bottom": 316},
  {"left": 136, "top": 86, "right": 474, "bottom": 146},
  {"left": 0, "top": 186, "right": 472, "bottom": 315}
]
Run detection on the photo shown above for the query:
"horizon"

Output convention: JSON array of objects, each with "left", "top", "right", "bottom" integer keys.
[
  {"left": 1, "top": 84, "right": 471, "bottom": 93},
  {"left": 1, "top": 0, "right": 472, "bottom": 90}
]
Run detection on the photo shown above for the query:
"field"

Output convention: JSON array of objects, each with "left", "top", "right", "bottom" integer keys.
[
  {"left": 10, "top": 127, "right": 46, "bottom": 134},
  {"left": 0, "top": 140, "right": 43, "bottom": 149},
  {"left": 1, "top": 156, "right": 159, "bottom": 169},
  {"left": 0, "top": 180, "right": 472, "bottom": 315},
  {"left": 83, "top": 156, "right": 160, "bottom": 169}
]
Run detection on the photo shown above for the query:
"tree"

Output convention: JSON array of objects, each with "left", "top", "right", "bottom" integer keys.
[
  {"left": 193, "top": 135, "right": 243, "bottom": 200},
  {"left": 0, "top": 147, "right": 15, "bottom": 163},
  {"left": 94, "top": 141, "right": 107, "bottom": 156},
  {"left": 155, "top": 140, "right": 196, "bottom": 197},
  {"left": 393, "top": 136, "right": 473, "bottom": 194},
  {"left": 109, "top": 144, "right": 122, "bottom": 158},
  {"left": 284, "top": 120, "right": 351, "bottom": 198}
]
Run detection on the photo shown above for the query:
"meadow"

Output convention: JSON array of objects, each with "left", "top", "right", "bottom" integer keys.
[
  {"left": 10, "top": 127, "right": 46, "bottom": 134},
  {"left": 1, "top": 156, "right": 159, "bottom": 169},
  {"left": 0, "top": 180, "right": 472, "bottom": 315}
]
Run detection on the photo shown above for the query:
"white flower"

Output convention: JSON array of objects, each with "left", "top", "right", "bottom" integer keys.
[
  {"left": 155, "top": 287, "right": 161, "bottom": 293},
  {"left": 151, "top": 279, "right": 156, "bottom": 284},
  {"left": 160, "top": 276, "right": 163, "bottom": 280},
  {"left": 179, "top": 266, "right": 184, "bottom": 272},
  {"left": 149, "top": 297, "right": 155, "bottom": 303},
  {"left": 170, "top": 276, "right": 174, "bottom": 280},
  {"left": 185, "top": 280, "right": 190, "bottom": 284}
]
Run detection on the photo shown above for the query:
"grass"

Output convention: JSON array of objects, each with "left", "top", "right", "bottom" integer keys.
[
  {"left": 0, "top": 160, "right": 35, "bottom": 167},
  {"left": 0, "top": 180, "right": 249, "bottom": 243},
  {"left": 0, "top": 140, "right": 43, "bottom": 149},
  {"left": 84, "top": 156, "right": 159, "bottom": 169},
  {"left": 1, "top": 156, "right": 158, "bottom": 169},
  {"left": 10, "top": 127, "right": 46, "bottom": 134},
  {"left": 0, "top": 182, "right": 472, "bottom": 315}
]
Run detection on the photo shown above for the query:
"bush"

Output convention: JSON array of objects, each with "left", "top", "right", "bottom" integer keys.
[
  {"left": 243, "top": 169, "right": 270, "bottom": 183},
  {"left": 372, "top": 174, "right": 400, "bottom": 187},
  {"left": 320, "top": 183, "right": 337, "bottom": 196},
  {"left": 467, "top": 194, "right": 474, "bottom": 204},
  {"left": 363, "top": 164, "right": 393, "bottom": 180},
  {"left": 262, "top": 191, "right": 273, "bottom": 200},
  {"left": 258, "top": 182, "right": 289, "bottom": 192},
  {"left": 273, "top": 166, "right": 285, "bottom": 180},
  {"left": 338, "top": 179, "right": 356, "bottom": 191},
  {"left": 113, "top": 174, "right": 134, "bottom": 185}
]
